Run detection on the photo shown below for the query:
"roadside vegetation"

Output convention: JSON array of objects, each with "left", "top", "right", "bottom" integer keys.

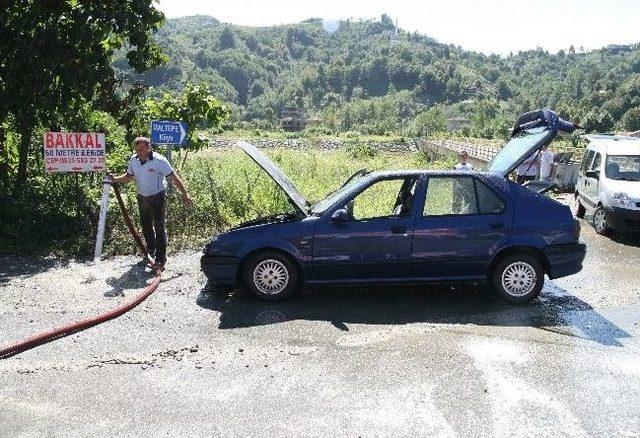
[{"left": 1, "top": 145, "right": 453, "bottom": 256}]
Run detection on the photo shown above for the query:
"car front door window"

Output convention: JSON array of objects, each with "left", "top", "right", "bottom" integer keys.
[{"left": 352, "top": 177, "right": 417, "bottom": 220}]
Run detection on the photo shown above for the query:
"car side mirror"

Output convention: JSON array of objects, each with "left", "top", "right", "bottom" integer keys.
[
  {"left": 331, "top": 208, "right": 348, "bottom": 224},
  {"left": 585, "top": 170, "right": 599, "bottom": 179}
]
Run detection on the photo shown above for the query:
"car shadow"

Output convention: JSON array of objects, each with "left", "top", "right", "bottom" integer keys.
[
  {"left": 196, "top": 281, "right": 630, "bottom": 347},
  {"left": 581, "top": 214, "right": 640, "bottom": 248},
  {"left": 608, "top": 231, "right": 640, "bottom": 248}
]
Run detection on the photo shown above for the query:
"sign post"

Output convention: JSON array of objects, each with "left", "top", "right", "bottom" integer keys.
[
  {"left": 150, "top": 120, "right": 188, "bottom": 151},
  {"left": 94, "top": 175, "right": 112, "bottom": 261},
  {"left": 150, "top": 120, "right": 188, "bottom": 189},
  {"left": 43, "top": 132, "right": 106, "bottom": 173},
  {"left": 42, "top": 132, "right": 109, "bottom": 260}
]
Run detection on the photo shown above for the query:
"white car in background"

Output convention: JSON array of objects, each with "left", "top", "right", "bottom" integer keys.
[{"left": 575, "top": 134, "right": 640, "bottom": 235}]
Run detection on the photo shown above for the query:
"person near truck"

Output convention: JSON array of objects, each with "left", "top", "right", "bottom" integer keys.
[
  {"left": 454, "top": 151, "right": 474, "bottom": 171},
  {"left": 539, "top": 143, "right": 555, "bottom": 182},
  {"left": 111, "top": 137, "right": 193, "bottom": 270}
]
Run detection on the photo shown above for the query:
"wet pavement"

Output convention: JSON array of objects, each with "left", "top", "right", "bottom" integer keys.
[{"left": 1, "top": 217, "right": 639, "bottom": 437}]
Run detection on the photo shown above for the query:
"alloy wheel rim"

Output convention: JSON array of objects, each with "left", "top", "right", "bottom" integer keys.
[
  {"left": 501, "top": 261, "right": 536, "bottom": 297},
  {"left": 253, "top": 259, "right": 289, "bottom": 295},
  {"left": 594, "top": 209, "right": 606, "bottom": 232}
]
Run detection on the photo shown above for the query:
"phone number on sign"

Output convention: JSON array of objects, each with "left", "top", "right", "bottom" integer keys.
[{"left": 46, "top": 157, "right": 105, "bottom": 165}]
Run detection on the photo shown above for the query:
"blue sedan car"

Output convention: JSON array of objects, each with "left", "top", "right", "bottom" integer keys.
[{"left": 202, "top": 111, "right": 586, "bottom": 303}]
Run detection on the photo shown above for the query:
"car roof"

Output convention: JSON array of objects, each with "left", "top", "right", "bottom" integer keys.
[
  {"left": 585, "top": 134, "right": 640, "bottom": 156},
  {"left": 367, "top": 169, "right": 493, "bottom": 178}
]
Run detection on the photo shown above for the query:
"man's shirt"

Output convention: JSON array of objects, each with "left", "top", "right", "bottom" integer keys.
[
  {"left": 454, "top": 162, "right": 474, "bottom": 171},
  {"left": 516, "top": 152, "right": 539, "bottom": 177},
  {"left": 540, "top": 149, "right": 554, "bottom": 179},
  {"left": 126, "top": 151, "right": 174, "bottom": 196}
]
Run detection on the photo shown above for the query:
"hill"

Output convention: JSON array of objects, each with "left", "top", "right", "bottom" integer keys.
[{"left": 115, "top": 14, "right": 640, "bottom": 137}]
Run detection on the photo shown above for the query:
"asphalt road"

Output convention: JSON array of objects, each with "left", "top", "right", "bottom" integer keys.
[{"left": 1, "top": 217, "right": 639, "bottom": 437}]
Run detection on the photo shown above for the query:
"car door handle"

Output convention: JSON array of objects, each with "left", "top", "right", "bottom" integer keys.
[
  {"left": 489, "top": 222, "right": 504, "bottom": 229},
  {"left": 390, "top": 225, "right": 407, "bottom": 234}
]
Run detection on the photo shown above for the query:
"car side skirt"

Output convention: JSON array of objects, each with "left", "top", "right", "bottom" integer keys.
[{"left": 306, "top": 275, "right": 486, "bottom": 286}]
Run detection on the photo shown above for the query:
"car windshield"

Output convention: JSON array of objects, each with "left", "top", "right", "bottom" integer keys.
[
  {"left": 605, "top": 155, "right": 640, "bottom": 181},
  {"left": 487, "top": 127, "right": 553, "bottom": 176},
  {"left": 310, "top": 175, "right": 366, "bottom": 215}
]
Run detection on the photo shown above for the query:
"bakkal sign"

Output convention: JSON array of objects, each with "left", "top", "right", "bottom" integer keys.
[
  {"left": 151, "top": 120, "right": 188, "bottom": 146},
  {"left": 43, "top": 132, "right": 106, "bottom": 173}
]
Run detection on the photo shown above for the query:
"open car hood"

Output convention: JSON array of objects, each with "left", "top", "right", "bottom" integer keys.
[
  {"left": 487, "top": 109, "right": 578, "bottom": 179},
  {"left": 238, "top": 140, "right": 309, "bottom": 216}
]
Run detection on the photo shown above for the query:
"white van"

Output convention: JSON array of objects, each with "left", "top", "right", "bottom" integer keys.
[{"left": 575, "top": 134, "right": 640, "bottom": 235}]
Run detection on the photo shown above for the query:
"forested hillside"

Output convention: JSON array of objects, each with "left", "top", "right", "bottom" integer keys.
[{"left": 115, "top": 14, "right": 640, "bottom": 138}]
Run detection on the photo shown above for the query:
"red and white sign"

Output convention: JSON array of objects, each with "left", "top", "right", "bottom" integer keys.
[{"left": 43, "top": 132, "right": 106, "bottom": 173}]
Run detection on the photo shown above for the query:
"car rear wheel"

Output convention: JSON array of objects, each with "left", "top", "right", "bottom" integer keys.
[
  {"left": 491, "top": 253, "right": 544, "bottom": 303},
  {"left": 243, "top": 251, "right": 299, "bottom": 301},
  {"left": 593, "top": 206, "right": 609, "bottom": 235}
]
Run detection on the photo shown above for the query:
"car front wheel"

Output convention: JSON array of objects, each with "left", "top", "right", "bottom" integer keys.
[
  {"left": 593, "top": 206, "right": 609, "bottom": 235},
  {"left": 243, "top": 251, "right": 299, "bottom": 301},
  {"left": 491, "top": 254, "right": 544, "bottom": 303}
]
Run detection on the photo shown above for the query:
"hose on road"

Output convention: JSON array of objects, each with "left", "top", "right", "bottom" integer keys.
[{"left": 0, "top": 182, "right": 162, "bottom": 360}]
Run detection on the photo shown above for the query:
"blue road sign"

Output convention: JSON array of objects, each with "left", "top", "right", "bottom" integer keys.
[{"left": 150, "top": 120, "right": 188, "bottom": 145}]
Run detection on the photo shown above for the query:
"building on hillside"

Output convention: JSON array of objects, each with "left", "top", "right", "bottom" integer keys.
[
  {"left": 306, "top": 115, "right": 323, "bottom": 127},
  {"left": 280, "top": 107, "right": 307, "bottom": 131},
  {"left": 447, "top": 117, "right": 471, "bottom": 131}
]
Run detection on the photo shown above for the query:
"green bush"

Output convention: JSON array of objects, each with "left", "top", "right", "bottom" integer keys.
[{"left": 345, "top": 141, "right": 377, "bottom": 159}]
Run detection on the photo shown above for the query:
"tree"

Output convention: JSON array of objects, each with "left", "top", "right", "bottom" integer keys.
[
  {"left": 219, "top": 26, "right": 236, "bottom": 50},
  {"left": 1, "top": 1, "right": 166, "bottom": 185},
  {"left": 582, "top": 110, "right": 615, "bottom": 133},
  {"left": 405, "top": 108, "right": 447, "bottom": 137},
  {"left": 622, "top": 107, "right": 640, "bottom": 131},
  {"left": 146, "top": 82, "right": 231, "bottom": 153}
]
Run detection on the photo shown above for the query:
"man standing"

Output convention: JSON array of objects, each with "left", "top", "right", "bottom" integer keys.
[
  {"left": 539, "top": 144, "right": 555, "bottom": 182},
  {"left": 111, "top": 137, "right": 192, "bottom": 270},
  {"left": 515, "top": 152, "right": 539, "bottom": 184},
  {"left": 454, "top": 151, "right": 474, "bottom": 171}
]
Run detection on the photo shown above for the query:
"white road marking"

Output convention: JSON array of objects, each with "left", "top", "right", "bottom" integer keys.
[{"left": 466, "top": 337, "right": 588, "bottom": 438}]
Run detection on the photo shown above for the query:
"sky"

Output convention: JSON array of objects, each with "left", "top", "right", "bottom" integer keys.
[{"left": 156, "top": 0, "right": 640, "bottom": 55}]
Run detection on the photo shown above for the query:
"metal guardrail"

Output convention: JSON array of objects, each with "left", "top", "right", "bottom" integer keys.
[
  {"left": 419, "top": 139, "right": 498, "bottom": 163},
  {"left": 422, "top": 139, "right": 585, "bottom": 165}
]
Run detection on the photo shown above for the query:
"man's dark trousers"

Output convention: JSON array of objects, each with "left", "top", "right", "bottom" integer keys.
[{"left": 137, "top": 192, "right": 167, "bottom": 265}]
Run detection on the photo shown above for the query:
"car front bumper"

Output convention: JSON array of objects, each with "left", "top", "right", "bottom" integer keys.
[
  {"left": 604, "top": 206, "right": 640, "bottom": 232},
  {"left": 544, "top": 242, "right": 587, "bottom": 279},
  {"left": 201, "top": 255, "right": 240, "bottom": 287}
]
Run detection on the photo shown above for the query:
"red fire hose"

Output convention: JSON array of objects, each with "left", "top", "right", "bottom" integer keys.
[{"left": 0, "top": 183, "right": 162, "bottom": 360}]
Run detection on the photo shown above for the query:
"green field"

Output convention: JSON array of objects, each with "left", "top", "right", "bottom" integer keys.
[{"left": 107, "top": 146, "right": 454, "bottom": 255}]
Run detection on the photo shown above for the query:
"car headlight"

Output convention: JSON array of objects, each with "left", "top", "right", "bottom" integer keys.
[{"left": 611, "top": 192, "right": 631, "bottom": 207}]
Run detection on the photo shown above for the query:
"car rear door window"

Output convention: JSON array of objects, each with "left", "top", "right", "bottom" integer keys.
[
  {"left": 423, "top": 176, "right": 478, "bottom": 216},
  {"left": 423, "top": 176, "right": 505, "bottom": 216}
]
